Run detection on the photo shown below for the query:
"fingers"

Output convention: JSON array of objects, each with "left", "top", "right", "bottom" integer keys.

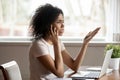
[
  {"left": 90, "top": 27, "right": 101, "bottom": 37},
  {"left": 92, "top": 27, "right": 101, "bottom": 34},
  {"left": 84, "top": 27, "right": 101, "bottom": 41},
  {"left": 84, "top": 31, "right": 92, "bottom": 39},
  {"left": 50, "top": 25, "right": 58, "bottom": 36}
]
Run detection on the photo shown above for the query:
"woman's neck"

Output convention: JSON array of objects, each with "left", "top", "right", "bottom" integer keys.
[{"left": 43, "top": 36, "right": 53, "bottom": 45}]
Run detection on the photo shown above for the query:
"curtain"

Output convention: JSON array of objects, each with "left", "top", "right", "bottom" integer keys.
[
  {"left": 0, "top": 0, "right": 3, "bottom": 23},
  {"left": 108, "top": 0, "right": 120, "bottom": 42}
]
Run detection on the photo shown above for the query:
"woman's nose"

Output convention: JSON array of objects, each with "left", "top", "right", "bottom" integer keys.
[{"left": 61, "top": 23, "right": 64, "bottom": 28}]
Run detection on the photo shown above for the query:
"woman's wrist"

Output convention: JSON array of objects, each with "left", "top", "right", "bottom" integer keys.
[{"left": 83, "top": 41, "right": 89, "bottom": 46}]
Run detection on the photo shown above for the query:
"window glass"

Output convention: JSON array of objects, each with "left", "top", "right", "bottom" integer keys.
[{"left": 0, "top": 0, "right": 107, "bottom": 39}]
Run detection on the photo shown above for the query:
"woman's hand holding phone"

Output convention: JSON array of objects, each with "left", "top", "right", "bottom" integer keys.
[{"left": 50, "top": 25, "right": 59, "bottom": 45}]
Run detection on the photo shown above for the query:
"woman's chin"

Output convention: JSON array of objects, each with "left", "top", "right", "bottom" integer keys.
[
  {"left": 59, "top": 33, "right": 64, "bottom": 36},
  {"left": 58, "top": 32, "right": 64, "bottom": 36}
]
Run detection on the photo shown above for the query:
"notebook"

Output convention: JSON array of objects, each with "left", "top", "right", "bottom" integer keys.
[{"left": 71, "top": 49, "right": 113, "bottom": 79}]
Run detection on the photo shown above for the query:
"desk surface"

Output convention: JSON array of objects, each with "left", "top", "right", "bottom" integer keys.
[{"left": 65, "top": 66, "right": 120, "bottom": 80}]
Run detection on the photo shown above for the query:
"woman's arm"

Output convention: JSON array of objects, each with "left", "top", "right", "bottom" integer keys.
[
  {"left": 37, "top": 26, "right": 64, "bottom": 77},
  {"left": 62, "top": 27, "right": 100, "bottom": 72},
  {"left": 61, "top": 43, "right": 88, "bottom": 72},
  {"left": 37, "top": 41, "right": 64, "bottom": 77}
]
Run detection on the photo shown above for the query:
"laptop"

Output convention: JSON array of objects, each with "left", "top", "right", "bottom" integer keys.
[{"left": 71, "top": 49, "right": 113, "bottom": 80}]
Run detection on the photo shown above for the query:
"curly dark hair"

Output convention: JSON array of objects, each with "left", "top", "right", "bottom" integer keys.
[{"left": 29, "top": 4, "right": 64, "bottom": 40}]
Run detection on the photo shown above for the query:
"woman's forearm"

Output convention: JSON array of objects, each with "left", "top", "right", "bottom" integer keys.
[
  {"left": 53, "top": 42, "right": 64, "bottom": 77},
  {"left": 73, "top": 43, "right": 88, "bottom": 72}
]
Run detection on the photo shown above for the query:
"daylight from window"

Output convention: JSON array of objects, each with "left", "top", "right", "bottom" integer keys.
[{"left": 0, "top": 0, "right": 107, "bottom": 39}]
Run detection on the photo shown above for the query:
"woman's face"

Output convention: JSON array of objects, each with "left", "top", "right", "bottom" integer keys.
[{"left": 52, "top": 13, "right": 64, "bottom": 36}]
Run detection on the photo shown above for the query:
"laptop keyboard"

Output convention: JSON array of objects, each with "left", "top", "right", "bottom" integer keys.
[{"left": 84, "top": 71, "right": 100, "bottom": 78}]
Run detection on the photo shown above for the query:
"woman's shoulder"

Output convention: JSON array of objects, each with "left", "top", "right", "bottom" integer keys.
[{"left": 31, "top": 38, "right": 46, "bottom": 48}]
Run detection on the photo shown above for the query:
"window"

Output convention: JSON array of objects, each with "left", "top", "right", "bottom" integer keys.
[{"left": 0, "top": 0, "right": 108, "bottom": 41}]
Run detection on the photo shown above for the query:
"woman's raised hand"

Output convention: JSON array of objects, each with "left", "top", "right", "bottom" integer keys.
[{"left": 83, "top": 27, "right": 101, "bottom": 44}]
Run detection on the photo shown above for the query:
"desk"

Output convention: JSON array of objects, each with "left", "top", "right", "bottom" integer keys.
[{"left": 65, "top": 66, "right": 120, "bottom": 80}]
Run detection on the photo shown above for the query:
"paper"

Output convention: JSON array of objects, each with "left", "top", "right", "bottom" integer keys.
[
  {"left": 86, "top": 67, "right": 101, "bottom": 71},
  {"left": 71, "top": 71, "right": 90, "bottom": 77},
  {"left": 86, "top": 67, "right": 113, "bottom": 73},
  {"left": 49, "top": 78, "right": 72, "bottom": 80}
]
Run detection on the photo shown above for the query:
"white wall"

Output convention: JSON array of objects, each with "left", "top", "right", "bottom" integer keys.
[
  {"left": 0, "top": 42, "right": 30, "bottom": 80},
  {"left": 0, "top": 42, "right": 118, "bottom": 80}
]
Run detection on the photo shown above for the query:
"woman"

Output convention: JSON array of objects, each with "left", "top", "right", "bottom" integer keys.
[{"left": 29, "top": 4, "right": 100, "bottom": 80}]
